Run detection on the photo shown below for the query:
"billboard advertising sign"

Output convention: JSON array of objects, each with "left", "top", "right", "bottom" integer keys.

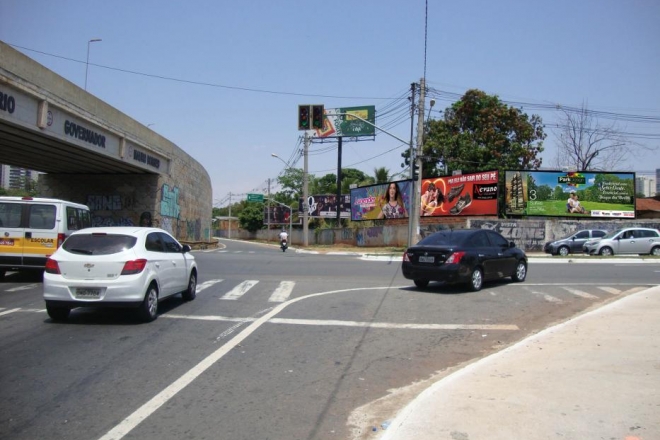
[
  {"left": 504, "top": 170, "right": 635, "bottom": 218},
  {"left": 350, "top": 180, "right": 412, "bottom": 221},
  {"left": 298, "top": 195, "right": 351, "bottom": 218},
  {"left": 315, "top": 106, "right": 376, "bottom": 138},
  {"left": 263, "top": 206, "right": 292, "bottom": 224},
  {"left": 420, "top": 171, "right": 499, "bottom": 217}
]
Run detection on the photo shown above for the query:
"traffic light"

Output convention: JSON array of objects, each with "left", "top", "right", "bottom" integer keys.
[
  {"left": 412, "top": 161, "right": 421, "bottom": 180},
  {"left": 311, "top": 104, "right": 324, "bottom": 129},
  {"left": 298, "top": 105, "right": 310, "bottom": 130}
]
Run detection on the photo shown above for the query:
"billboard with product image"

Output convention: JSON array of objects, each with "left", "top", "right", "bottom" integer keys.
[
  {"left": 297, "top": 195, "right": 351, "bottom": 219},
  {"left": 504, "top": 170, "right": 635, "bottom": 218},
  {"left": 420, "top": 171, "right": 499, "bottom": 217}
]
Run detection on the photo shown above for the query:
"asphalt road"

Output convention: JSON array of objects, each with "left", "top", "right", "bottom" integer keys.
[{"left": 0, "top": 240, "right": 657, "bottom": 440}]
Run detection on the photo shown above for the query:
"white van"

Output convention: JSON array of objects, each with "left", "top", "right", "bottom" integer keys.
[{"left": 0, "top": 197, "right": 91, "bottom": 277}]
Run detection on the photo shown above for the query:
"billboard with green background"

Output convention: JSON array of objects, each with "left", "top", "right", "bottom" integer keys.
[{"left": 504, "top": 170, "right": 635, "bottom": 218}]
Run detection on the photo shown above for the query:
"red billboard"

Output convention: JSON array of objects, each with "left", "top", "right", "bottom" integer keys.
[{"left": 420, "top": 171, "right": 499, "bottom": 217}]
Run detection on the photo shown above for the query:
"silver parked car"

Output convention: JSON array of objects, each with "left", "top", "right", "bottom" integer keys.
[
  {"left": 583, "top": 227, "right": 660, "bottom": 256},
  {"left": 543, "top": 229, "right": 608, "bottom": 256}
]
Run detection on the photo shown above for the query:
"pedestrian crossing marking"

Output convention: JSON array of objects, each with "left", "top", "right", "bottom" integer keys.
[
  {"left": 269, "top": 281, "right": 295, "bottom": 303},
  {"left": 221, "top": 280, "right": 259, "bottom": 300},
  {"left": 598, "top": 286, "right": 622, "bottom": 295},
  {"left": 196, "top": 279, "right": 223, "bottom": 293},
  {"left": 562, "top": 287, "right": 599, "bottom": 299}
]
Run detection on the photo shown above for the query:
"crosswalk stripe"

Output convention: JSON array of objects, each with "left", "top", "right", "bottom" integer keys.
[
  {"left": 598, "top": 286, "right": 622, "bottom": 295},
  {"left": 562, "top": 287, "right": 599, "bottom": 299},
  {"left": 221, "top": 280, "right": 259, "bottom": 300},
  {"left": 269, "top": 281, "right": 295, "bottom": 303},
  {"left": 196, "top": 279, "right": 223, "bottom": 292},
  {"left": 0, "top": 308, "right": 21, "bottom": 317}
]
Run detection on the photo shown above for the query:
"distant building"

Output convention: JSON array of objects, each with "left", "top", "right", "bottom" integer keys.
[
  {"left": 636, "top": 175, "right": 657, "bottom": 198},
  {"left": 0, "top": 164, "right": 40, "bottom": 190}
]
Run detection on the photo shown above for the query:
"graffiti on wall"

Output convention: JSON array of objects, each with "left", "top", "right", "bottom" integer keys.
[
  {"left": 160, "top": 184, "right": 180, "bottom": 219},
  {"left": 471, "top": 219, "right": 547, "bottom": 251}
]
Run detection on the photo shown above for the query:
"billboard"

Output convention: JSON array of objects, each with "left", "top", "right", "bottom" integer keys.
[
  {"left": 263, "top": 206, "right": 292, "bottom": 224},
  {"left": 315, "top": 106, "right": 376, "bottom": 138},
  {"left": 298, "top": 195, "right": 351, "bottom": 219},
  {"left": 420, "top": 171, "right": 499, "bottom": 217},
  {"left": 504, "top": 170, "right": 636, "bottom": 218},
  {"left": 350, "top": 180, "right": 412, "bottom": 221}
]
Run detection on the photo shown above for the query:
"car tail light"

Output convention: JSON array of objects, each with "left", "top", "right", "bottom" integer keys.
[
  {"left": 445, "top": 251, "right": 466, "bottom": 264},
  {"left": 403, "top": 252, "right": 411, "bottom": 262},
  {"left": 121, "top": 259, "right": 148, "bottom": 275},
  {"left": 45, "top": 258, "right": 61, "bottom": 274},
  {"left": 57, "top": 233, "right": 66, "bottom": 248}
]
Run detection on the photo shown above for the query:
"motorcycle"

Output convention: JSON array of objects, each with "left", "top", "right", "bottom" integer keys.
[{"left": 280, "top": 238, "right": 288, "bottom": 252}]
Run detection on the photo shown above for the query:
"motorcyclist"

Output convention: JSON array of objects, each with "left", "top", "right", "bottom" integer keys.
[{"left": 279, "top": 228, "right": 288, "bottom": 250}]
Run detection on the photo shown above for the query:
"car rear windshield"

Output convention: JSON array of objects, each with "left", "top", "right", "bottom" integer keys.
[
  {"left": 418, "top": 230, "right": 469, "bottom": 246},
  {"left": 63, "top": 234, "right": 137, "bottom": 255}
]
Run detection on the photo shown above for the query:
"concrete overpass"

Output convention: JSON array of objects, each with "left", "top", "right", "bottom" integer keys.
[{"left": 0, "top": 41, "right": 212, "bottom": 242}]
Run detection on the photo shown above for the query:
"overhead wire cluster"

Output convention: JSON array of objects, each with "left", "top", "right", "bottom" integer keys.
[{"left": 10, "top": 44, "right": 656, "bottom": 207}]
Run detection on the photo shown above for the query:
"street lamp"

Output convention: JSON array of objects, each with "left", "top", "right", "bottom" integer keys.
[{"left": 85, "top": 38, "right": 102, "bottom": 91}]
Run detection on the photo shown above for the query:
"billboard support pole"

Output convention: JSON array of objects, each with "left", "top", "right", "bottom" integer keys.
[
  {"left": 327, "top": 110, "right": 418, "bottom": 247},
  {"left": 336, "top": 136, "right": 343, "bottom": 225}
]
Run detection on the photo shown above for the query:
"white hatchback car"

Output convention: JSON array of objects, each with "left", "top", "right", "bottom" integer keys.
[{"left": 43, "top": 227, "right": 198, "bottom": 322}]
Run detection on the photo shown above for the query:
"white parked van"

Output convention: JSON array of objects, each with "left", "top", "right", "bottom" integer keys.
[{"left": 0, "top": 197, "right": 91, "bottom": 277}]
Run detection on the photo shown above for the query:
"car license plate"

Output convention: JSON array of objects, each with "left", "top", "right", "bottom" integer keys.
[
  {"left": 419, "top": 256, "right": 434, "bottom": 263},
  {"left": 75, "top": 288, "right": 101, "bottom": 299}
]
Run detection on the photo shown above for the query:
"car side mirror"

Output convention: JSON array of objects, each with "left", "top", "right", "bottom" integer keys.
[
  {"left": 182, "top": 244, "right": 192, "bottom": 253},
  {"left": 509, "top": 241, "right": 515, "bottom": 248}
]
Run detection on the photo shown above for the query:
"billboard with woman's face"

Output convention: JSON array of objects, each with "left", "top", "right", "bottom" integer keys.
[
  {"left": 504, "top": 170, "right": 636, "bottom": 218},
  {"left": 350, "top": 180, "right": 412, "bottom": 221},
  {"left": 420, "top": 171, "right": 499, "bottom": 217}
]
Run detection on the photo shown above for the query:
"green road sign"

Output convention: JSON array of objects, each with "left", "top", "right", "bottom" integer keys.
[{"left": 247, "top": 193, "right": 264, "bottom": 202}]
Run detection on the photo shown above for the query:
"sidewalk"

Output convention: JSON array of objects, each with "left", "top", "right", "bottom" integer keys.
[{"left": 380, "top": 285, "right": 660, "bottom": 440}]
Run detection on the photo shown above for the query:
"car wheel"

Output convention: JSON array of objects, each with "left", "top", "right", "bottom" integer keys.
[
  {"left": 139, "top": 284, "right": 159, "bottom": 322},
  {"left": 599, "top": 247, "right": 613, "bottom": 257},
  {"left": 46, "top": 303, "right": 70, "bottom": 321},
  {"left": 512, "top": 260, "right": 527, "bottom": 282},
  {"left": 414, "top": 279, "right": 429, "bottom": 289},
  {"left": 0, "top": 270, "right": 5, "bottom": 279},
  {"left": 558, "top": 246, "right": 570, "bottom": 257},
  {"left": 182, "top": 271, "right": 197, "bottom": 301},
  {"left": 651, "top": 246, "right": 660, "bottom": 256},
  {"left": 468, "top": 267, "right": 483, "bottom": 292}
]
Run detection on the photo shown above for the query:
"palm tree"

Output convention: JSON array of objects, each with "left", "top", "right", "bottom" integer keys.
[{"left": 374, "top": 167, "right": 390, "bottom": 183}]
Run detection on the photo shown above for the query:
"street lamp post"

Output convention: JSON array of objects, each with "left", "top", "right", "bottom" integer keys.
[{"left": 85, "top": 38, "right": 102, "bottom": 91}]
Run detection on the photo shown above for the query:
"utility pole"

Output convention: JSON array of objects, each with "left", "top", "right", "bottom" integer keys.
[
  {"left": 228, "top": 192, "right": 232, "bottom": 239},
  {"left": 303, "top": 131, "right": 310, "bottom": 246},
  {"left": 408, "top": 82, "right": 417, "bottom": 247},
  {"left": 267, "top": 178, "right": 271, "bottom": 234},
  {"left": 410, "top": 77, "right": 426, "bottom": 244}
]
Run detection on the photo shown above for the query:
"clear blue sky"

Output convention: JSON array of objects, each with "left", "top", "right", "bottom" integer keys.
[{"left": 2, "top": 0, "right": 659, "bottom": 206}]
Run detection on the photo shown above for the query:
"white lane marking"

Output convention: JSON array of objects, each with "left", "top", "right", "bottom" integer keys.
[
  {"left": 6, "top": 284, "right": 40, "bottom": 292},
  {"left": 196, "top": 279, "right": 223, "bottom": 292},
  {"left": 268, "top": 281, "right": 295, "bottom": 302},
  {"left": 598, "top": 286, "right": 622, "bottom": 295},
  {"left": 562, "top": 287, "right": 599, "bottom": 299},
  {"left": 220, "top": 280, "right": 259, "bottom": 300},
  {"left": 0, "top": 308, "right": 21, "bottom": 317},
  {"left": 97, "top": 286, "right": 406, "bottom": 440},
  {"left": 162, "top": 314, "right": 518, "bottom": 330}
]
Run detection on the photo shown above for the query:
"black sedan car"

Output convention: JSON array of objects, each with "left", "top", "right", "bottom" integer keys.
[{"left": 402, "top": 229, "right": 527, "bottom": 291}]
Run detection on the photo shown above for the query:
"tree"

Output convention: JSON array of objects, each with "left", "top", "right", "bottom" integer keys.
[
  {"left": 238, "top": 202, "right": 265, "bottom": 232},
  {"left": 553, "top": 103, "right": 647, "bottom": 171},
  {"left": 422, "top": 89, "right": 546, "bottom": 174},
  {"left": 374, "top": 166, "right": 390, "bottom": 183}
]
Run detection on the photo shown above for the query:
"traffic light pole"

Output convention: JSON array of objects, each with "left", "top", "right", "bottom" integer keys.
[{"left": 303, "top": 131, "right": 310, "bottom": 246}]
